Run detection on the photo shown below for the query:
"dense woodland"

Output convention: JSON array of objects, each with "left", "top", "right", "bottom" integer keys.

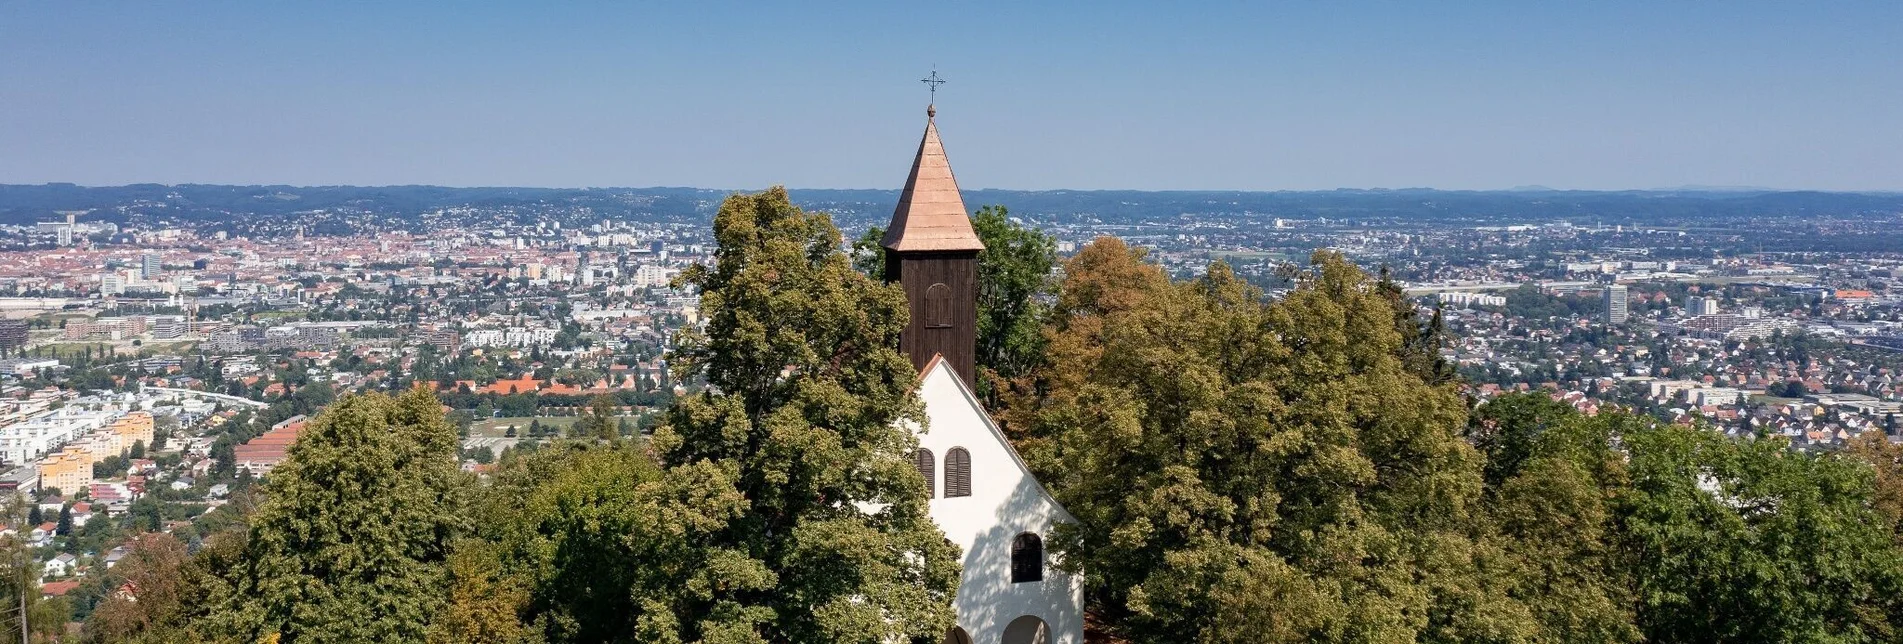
[{"left": 46, "top": 188, "right": 1903, "bottom": 643}]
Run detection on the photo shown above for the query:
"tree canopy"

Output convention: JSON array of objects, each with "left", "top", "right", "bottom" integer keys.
[{"left": 650, "top": 187, "right": 960, "bottom": 642}]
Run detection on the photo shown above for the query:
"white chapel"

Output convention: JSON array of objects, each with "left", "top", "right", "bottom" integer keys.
[{"left": 880, "top": 105, "right": 1086, "bottom": 644}]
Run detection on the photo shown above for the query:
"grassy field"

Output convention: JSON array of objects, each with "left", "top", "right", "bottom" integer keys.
[
  {"left": 138, "top": 340, "right": 200, "bottom": 355},
  {"left": 30, "top": 342, "right": 117, "bottom": 359},
  {"left": 470, "top": 416, "right": 579, "bottom": 438}
]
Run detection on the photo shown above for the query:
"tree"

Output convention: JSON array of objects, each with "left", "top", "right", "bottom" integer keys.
[
  {"left": 1467, "top": 391, "right": 1581, "bottom": 488},
  {"left": 0, "top": 497, "right": 69, "bottom": 641},
  {"left": 83, "top": 533, "right": 197, "bottom": 643},
  {"left": 129, "top": 438, "right": 147, "bottom": 460},
  {"left": 653, "top": 187, "right": 960, "bottom": 642},
  {"left": 1009, "top": 246, "right": 1522, "bottom": 643},
  {"left": 197, "top": 386, "right": 468, "bottom": 643},
  {"left": 56, "top": 504, "right": 73, "bottom": 536},
  {"left": 1478, "top": 397, "right": 1641, "bottom": 644},
  {"left": 850, "top": 225, "right": 887, "bottom": 279},
  {"left": 424, "top": 542, "right": 534, "bottom": 644},
  {"left": 153, "top": 414, "right": 178, "bottom": 451},
  {"left": 1620, "top": 417, "right": 1903, "bottom": 642},
  {"left": 1376, "top": 266, "right": 1456, "bottom": 385},
  {"left": 572, "top": 394, "right": 619, "bottom": 441},
  {"left": 970, "top": 205, "right": 1057, "bottom": 395}
]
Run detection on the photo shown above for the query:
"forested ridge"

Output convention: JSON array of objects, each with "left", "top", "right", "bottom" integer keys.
[{"left": 64, "top": 188, "right": 1903, "bottom": 643}]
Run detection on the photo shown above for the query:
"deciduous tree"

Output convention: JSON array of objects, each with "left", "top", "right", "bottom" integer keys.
[
  {"left": 198, "top": 386, "right": 468, "bottom": 643},
  {"left": 655, "top": 187, "right": 960, "bottom": 642}
]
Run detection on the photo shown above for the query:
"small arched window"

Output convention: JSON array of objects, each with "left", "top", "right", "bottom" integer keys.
[
  {"left": 944, "top": 447, "right": 971, "bottom": 497},
  {"left": 1011, "top": 533, "right": 1044, "bottom": 583},
  {"left": 914, "top": 448, "right": 935, "bottom": 498},
  {"left": 924, "top": 282, "right": 953, "bottom": 328}
]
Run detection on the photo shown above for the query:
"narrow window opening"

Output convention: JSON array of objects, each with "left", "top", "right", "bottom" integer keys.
[{"left": 945, "top": 447, "right": 971, "bottom": 497}]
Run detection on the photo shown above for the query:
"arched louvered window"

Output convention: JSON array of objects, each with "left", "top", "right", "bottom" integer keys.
[
  {"left": 914, "top": 448, "right": 935, "bottom": 498},
  {"left": 944, "top": 447, "right": 971, "bottom": 497},
  {"left": 1011, "top": 533, "right": 1044, "bottom": 583},
  {"left": 924, "top": 282, "right": 953, "bottom": 328}
]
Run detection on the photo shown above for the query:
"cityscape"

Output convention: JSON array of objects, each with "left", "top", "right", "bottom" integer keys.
[{"left": 5, "top": 2, "right": 1903, "bottom": 643}]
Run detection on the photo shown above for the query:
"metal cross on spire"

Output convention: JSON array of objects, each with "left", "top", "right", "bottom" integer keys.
[{"left": 921, "top": 69, "right": 945, "bottom": 116}]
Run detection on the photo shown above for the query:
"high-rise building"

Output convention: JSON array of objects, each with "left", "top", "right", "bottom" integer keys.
[
  {"left": 1688, "top": 296, "right": 1720, "bottom": 316},
  {"left": 140, "top": 252, "right": 161, "bottom": 280},
  {"left": 151, "top": 315, "right": 185, "bottom": 339},
  {"left": 0, "top": 320, "right": 26, "bottom": 351},
  {"left": 99, "top": 274, "right": 125, "bottom": 296},
  {"left": 1604, "top": 284, "right": 1630, "bottom": 325}
]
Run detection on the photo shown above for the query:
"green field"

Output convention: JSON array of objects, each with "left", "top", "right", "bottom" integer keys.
[
  {"left": 470, "top": 416, "right": 579, "bottom": 437},
  {"left": 32, "top": 342, "right": 117, "bottom": 359},
  {"left": 138, "top": 340, "right": 200, "bottom": 355}
]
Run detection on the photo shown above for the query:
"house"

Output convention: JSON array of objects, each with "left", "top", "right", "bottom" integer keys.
[
  {"left": 29, "top": 521, "right": 55, "bottom": 546},
  {"left": 39, "top": 580, "right": 79, "bottom": 599},
  {"left": 882, "top": 106, "right": 1084, "bottom": 644},
  {"left": 42, "top": 553, "right": 76, "bottom": 578}
]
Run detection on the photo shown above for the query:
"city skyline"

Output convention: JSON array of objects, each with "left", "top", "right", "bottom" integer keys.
[{"left": 4, "top": 1, "right": 1900, "bottom": 192}]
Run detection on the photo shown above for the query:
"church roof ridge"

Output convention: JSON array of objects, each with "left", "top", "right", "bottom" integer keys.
[{"left": 882, "top": 107, "right": 985, "bottom": 252}]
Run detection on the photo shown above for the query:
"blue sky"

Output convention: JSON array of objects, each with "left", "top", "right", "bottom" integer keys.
[{"left": 3, "top": 1, "right": 1898, "bottom": 191}]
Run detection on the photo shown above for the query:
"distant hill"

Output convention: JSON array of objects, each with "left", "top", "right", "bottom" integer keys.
[{"left": 1, "top": 183, "right": 1899, "bottom": 229}]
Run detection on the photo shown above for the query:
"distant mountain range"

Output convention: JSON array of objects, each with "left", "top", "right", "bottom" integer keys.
[{"left": 2, "top": 183, "right": 1900, "bottom": 228}]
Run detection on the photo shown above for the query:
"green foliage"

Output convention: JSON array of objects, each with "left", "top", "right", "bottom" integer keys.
[
  {"left": 1015, "top": 245, "right": 1507, "bottom": 642},
  {"left": 850, "top": 225, "right": 886, "bottom": 279},
  {"left": 656, "top": 187, "right": 960, "bottom": 642},
  {"left": 970, "top": 205, "right": 1057, "bottom": 391},
  {"left": 1467, "top": 392, "right": 1581, "bottom": 487},
  {"left": 1480, "top": 394, "right": 1903, "bottom": 643},
  {"left": 1619, "top": 418, "right": 1903, "bottom": 642},
  {"left": 196, "top": 386, "right": 469, "bottom": 643},
  {"left": 461, "top": 441, "right": 738, "bottom": 643},
  {"left": 570, "top": 394, "right": 619, "bottom": 441},
  {"left": 83, "top": 533, "right": 198, "bottom": 643}
]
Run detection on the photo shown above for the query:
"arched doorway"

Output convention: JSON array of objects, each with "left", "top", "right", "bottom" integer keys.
[
  {"left": 1002, "top": 615, "right": 1049, "bottom": 644},
  {"left": 943, "top": 626, "right": 973, "bottom": 644}
]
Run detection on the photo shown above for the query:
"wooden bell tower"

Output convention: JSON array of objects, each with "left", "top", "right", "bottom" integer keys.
[{"left": 883, "top": 103, "right": 983, "bottom": 384}]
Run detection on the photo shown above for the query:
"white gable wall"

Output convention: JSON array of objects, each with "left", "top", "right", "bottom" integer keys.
[{"left": 914, "top": 358, "right": 1085, "bottom": 644}]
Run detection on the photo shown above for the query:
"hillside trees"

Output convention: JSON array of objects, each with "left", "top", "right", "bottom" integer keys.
[
  {"left": 195, "top": 386, "right": 469, "bottom": 643},
  {"left": 650, "top": 187, "right": 960, "bottom": 642},
  {"left": 1008, "top": 243, "right": 1518, "bottom": 642}
]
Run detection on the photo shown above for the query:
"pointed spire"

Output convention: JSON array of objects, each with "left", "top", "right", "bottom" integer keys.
[{"left": 883, "top": 107, "right": 984, "bottom": 252}]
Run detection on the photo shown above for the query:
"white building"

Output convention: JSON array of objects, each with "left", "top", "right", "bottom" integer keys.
[
  {"left": 632, "top": 264, "right": 678, "bottom": 289},
  {"left": 0, "top": 408, "right": 113, "bottom": 466},
  {"left": 911, "top": 358, "right": 1085, "bottom": 644},
  {"left": 1437, "top": 292, "right": 1506, "bottom": 308},
  {"left": 463, "top": 326, "right": 558, "bottom": 348}
]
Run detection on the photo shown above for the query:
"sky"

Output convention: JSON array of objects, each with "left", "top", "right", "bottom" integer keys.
[{"left": 3, "top": 1, "right": 1900, "bottom": 191}]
